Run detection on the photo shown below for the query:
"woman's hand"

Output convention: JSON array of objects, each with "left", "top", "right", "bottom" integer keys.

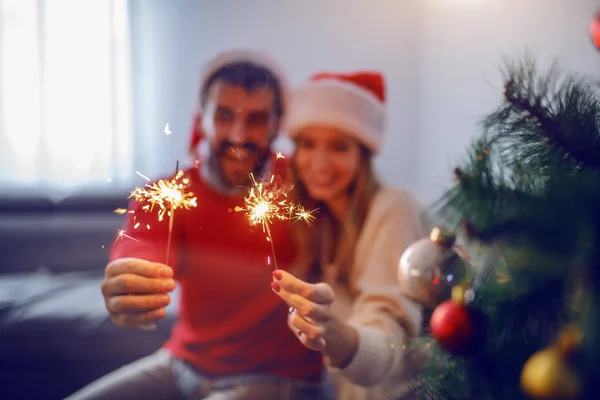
[{"left": 271, "top": 270, "right": 334, "bottom": 351}]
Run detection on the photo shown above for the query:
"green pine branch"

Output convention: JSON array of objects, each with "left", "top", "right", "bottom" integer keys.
[
  {"left": 414, "top": 54, "right": 600, "bottom": 400},
  {"left": 486, "top": 54, "right": 600, "bottom": 174}
]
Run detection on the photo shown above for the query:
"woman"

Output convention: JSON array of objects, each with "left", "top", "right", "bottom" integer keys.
[{"left": 271, "top": 71, "right": 427, "bottom": 399}]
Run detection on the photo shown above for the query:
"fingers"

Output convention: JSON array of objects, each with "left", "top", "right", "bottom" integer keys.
[
  {"left": 273, "top": 270, "right": 334, "bottom": 304},
  {"left": 289, "top": 308, "right": 324, "bottom": 340},
  {"left": 110, "top": 308, "right": 167, "bottom": 328},
  {"left": 105, "top": 293, "right": 171, "bottom": 314},
  {"left": 272, "top": 270, "right": 334, "bottom": 323},
  {"left": 277, "top": 291, "right": 331, "bottom": 323},
  {"left": 105, "top": 258, "right": 173, "bottom": 279},
  {"left": 102, "top": 274, "right": 176, "bottom": 297},
  {"left": 105, "top": 293, "right": 170, "bottom": 329},
  {"left": 103, "top": 259, "right": 174, "bottom": 329},
  {"left": 288, "top": 309, "right": 326, "bottom": 351},
  {"left": 138, "top": 323, "right": 157, "bottom": 331}
]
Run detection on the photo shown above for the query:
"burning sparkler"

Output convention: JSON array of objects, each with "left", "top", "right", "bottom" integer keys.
[
  {"left": 236, "top": 173, "right": 317, "bottom": 270},
  {"left": 114, "top": 161, "right": 198, "bottom": 264}
]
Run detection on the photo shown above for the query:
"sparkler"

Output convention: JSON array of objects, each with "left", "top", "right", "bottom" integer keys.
[
  {"left": 115, "top": 161, "right": 198, "bottom": 264},
  {"left": 236, "top": 172, "right": 317, "bottom": 270}
]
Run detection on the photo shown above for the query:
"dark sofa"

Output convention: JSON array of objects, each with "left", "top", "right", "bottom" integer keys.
[{"left": 0, "top": 191, "right": 179, "bottom": 400}]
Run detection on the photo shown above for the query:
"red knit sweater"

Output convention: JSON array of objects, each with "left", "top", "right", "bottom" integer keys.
[{"left": 110, "top": 156, "right": 322, "bottom": 380}]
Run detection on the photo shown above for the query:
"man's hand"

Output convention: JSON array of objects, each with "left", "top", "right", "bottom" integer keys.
[{"left": 101, "top": 257, "right": 176, "bottom": 328}]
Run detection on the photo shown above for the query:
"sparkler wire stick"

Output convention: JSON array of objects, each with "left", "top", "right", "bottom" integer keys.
[
  {"left": 264, "top": 223, "right": 278, "bottom": 270},
  {"left": 165, "top": 161, "right": 179, "bottom": 265}
]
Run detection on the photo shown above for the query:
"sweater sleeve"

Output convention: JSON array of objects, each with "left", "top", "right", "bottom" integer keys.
[
  {"left": 332, "top": 189, "right": 426, "bottom": 389},
  {"left": 110, "top": 189, "right": 180, "bottom": 275}
]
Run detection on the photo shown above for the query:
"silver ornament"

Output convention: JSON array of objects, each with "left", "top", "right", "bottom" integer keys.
[{"left": 398, "top": 227, "right": 466, "bottom": 308}]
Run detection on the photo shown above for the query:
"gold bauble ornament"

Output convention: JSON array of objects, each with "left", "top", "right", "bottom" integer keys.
[
  {"left": 430, "top": 226, "right": 455, "bottom": 246},
  {"left": 520, "top": 348, "right": 581, "bottom": 400},
  {"left": 450, "top": 282, "right": 474, "bottom": 305}
]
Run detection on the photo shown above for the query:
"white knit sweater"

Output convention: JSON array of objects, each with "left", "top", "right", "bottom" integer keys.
[{"left": 323, "top": 185, "right": 426, "bottom": 400}]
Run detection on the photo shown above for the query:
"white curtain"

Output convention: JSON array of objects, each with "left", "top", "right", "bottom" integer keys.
[{"left": 0, "top": 0, "right": 134, "bottom": 193}]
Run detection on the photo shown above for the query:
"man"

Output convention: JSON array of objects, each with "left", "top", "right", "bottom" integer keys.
[{"left": 67, "top": 50, "right": 326, "bottom": 400}]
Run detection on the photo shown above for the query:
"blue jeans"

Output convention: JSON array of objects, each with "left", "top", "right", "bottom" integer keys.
[{"left": 65, "top": 349, "right": 336, "bottom": 400}]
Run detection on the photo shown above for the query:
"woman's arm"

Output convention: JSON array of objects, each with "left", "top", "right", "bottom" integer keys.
[{"left": 326, "top": 189, "right": 426, "bottom": 387}]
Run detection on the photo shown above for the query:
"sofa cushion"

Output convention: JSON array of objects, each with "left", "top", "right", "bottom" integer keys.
[
  {"left": 55, "top": 192, "right": 129, "bottom": 213},
  {"left": 0, "top": 195, "right": 55, "bottom": 214},
  {"left": 0, "top": 269, "right": 177, "bottom": 360},
  {"left": 0, "top": 213, "right": 125, "bottom": 274}
]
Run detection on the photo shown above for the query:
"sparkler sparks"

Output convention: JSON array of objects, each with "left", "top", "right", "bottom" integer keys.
[
  {"left": 291, "top": 205, "right": 317, "bottom": 226},
  {"left": 114, "top": 229, "right": 139, "bottom": 243},
  {"left": 135, "top": 171, "right": 151, "bottom": 181},
  {"left": 129, "top": 169, "right": 198, "bottom": 222},
  {"left": 113, "top": 162, "right": 198, "bottom": 264},
  {"left": 235, "top": 173, "right": 317, "bottom": 270}
]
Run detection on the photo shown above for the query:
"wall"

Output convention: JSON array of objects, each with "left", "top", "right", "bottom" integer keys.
[
  {"left": 128, "top": 0, "right": 600, "bottom": 204},
  {"left": 417, "top": 0, "right": 600, "bottom": 203},
  {"left": 128, "top": 0, "right": 422, "bottom": 188}
]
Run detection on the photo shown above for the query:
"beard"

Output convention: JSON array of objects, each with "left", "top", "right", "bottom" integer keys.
[{"left": 206, "top": 140, "right": 271, "bottom": 191}]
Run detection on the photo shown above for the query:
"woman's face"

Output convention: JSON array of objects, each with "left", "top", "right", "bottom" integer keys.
[{"left": 294, "top": 126, "right": 362, "bottom": 204}]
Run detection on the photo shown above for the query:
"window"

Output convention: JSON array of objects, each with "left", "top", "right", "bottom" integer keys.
[{"left": 0, "top": 0, "right": 133, "bottom": 193}]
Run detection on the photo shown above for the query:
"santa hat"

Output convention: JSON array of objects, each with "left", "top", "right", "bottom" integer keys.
[
  {"left": 284, "top": 71, "right": 386, "bottom": 153},
  {"left": 188, "top": 50, "right": 289, "bottom": 155}
]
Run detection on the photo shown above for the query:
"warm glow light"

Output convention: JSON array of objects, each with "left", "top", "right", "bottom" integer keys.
[{"left": 591, "top": 12, "right": 600, "bottom": 49}]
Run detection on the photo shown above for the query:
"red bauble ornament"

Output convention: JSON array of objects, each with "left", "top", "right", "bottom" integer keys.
[
  {"left": 429, "top": 300, "right": 488, "bottom": 356},
  {"left": 591, "top": 11, "right": 600, "bottom": 50}
]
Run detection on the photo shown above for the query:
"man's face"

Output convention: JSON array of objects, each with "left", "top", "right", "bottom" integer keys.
[{"left": 202, "top": 81, "right": 277, "bottom": 187}]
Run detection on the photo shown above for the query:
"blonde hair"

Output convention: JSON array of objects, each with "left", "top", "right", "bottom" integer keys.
[{"left": 290, "top": 144, "right": 380, "bottom": 287}]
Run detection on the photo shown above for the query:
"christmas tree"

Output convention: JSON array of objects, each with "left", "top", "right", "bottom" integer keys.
[{"left": 405, "top": 55, "right": 599, "bottom": 400}]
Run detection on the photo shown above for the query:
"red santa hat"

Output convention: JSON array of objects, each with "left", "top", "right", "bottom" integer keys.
[
  {"left": 188, "top": 50, "right": 289, "bottom": 156},
  {"left": 284, "top": 71, "right": 387, "bottom": 153}
]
